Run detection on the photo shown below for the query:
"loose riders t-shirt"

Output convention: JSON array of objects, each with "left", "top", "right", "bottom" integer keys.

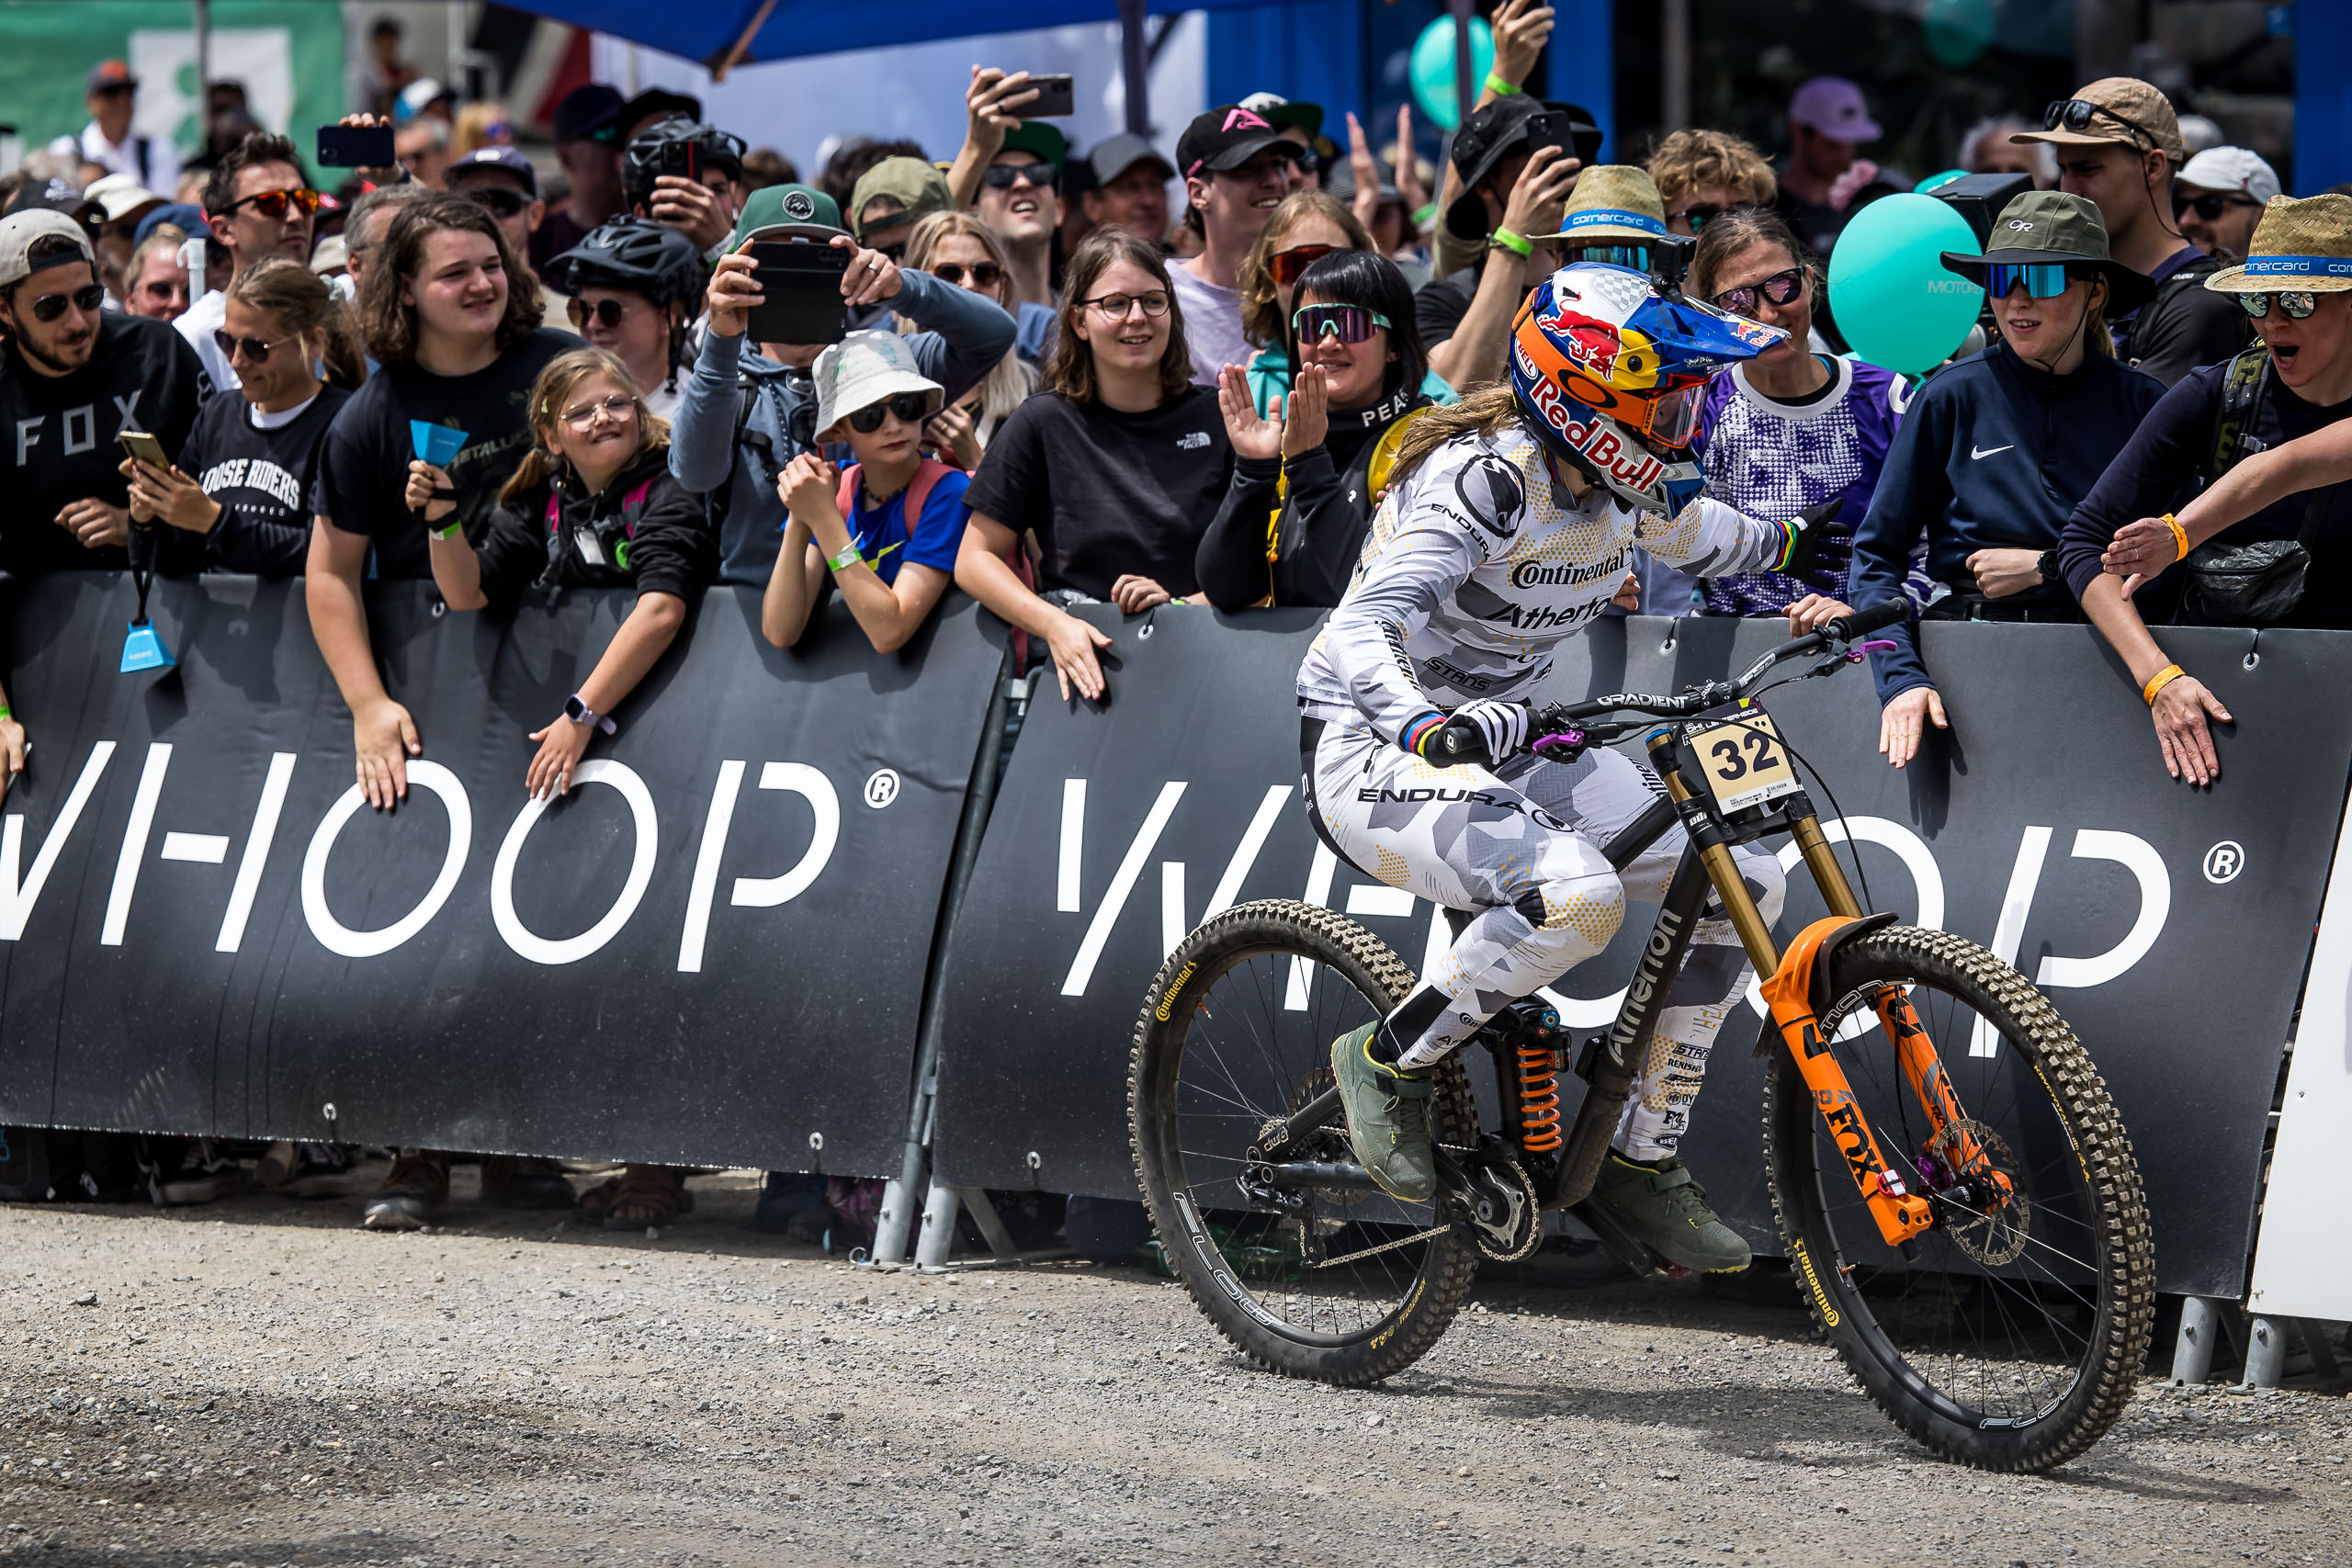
[
  {"left": 963, "top": 386, "right": 1230, "bottom": 601},
  {"left": 312, "top": 327, "right": 571, "bottom": 580},
  {"left": 177, "top": 384, "right": 352, "bottom": 578}
]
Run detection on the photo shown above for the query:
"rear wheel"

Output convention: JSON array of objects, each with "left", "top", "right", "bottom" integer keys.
[
  {"left": 1130, "top": 898, "right": 1478, "bottom": 1384},
  {"left": 1762, "top": 926, "right": 2154, "bottom": 1471}
]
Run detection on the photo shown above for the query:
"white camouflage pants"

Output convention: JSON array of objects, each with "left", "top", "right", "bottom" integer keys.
[{"left": 1306, "top": 719, "right": 1786, "bottom": 1160}]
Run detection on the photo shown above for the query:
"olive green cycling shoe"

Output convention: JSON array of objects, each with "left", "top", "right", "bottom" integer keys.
[
  {"left": 1330, "top": 1023, "right": 1438, "bottom": 1203},
  {"left": 1591, "top": 1154, "right": 1753, "bottom": 1273}
]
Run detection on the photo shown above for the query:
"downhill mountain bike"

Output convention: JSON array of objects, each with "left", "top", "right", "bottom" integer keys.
[{"left": 1128, "top": 603, "right": 2154, "bottom": 1472}]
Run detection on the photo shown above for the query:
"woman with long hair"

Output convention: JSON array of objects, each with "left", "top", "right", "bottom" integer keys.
[
  {"left": 899, "top": 209, "right": 1038, "bottom": 468},
  {"left": 1236, "top": 190, "right": 1375, "bottom": 412},
  {"left": 956, "top": 228, "right": 1232, "bottom": 699},
  {"left": 1197, "top": 248, "right": 1440, "bottom": 607}
]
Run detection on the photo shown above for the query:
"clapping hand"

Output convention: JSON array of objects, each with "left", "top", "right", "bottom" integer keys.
[
  {"left": 1345, "top": 112, "right": 1383, "bottom": 232},
  {"left": 1217, "top": 364, "right": 1283, "bottom": 461},
  {"left": 1283, "top": 365, "right": 1329, "bottom": 458}
]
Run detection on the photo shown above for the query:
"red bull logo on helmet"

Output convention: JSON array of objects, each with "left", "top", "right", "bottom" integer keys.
[{"left": 1513, "top": 340, "right": 1666, "bottom": 496}]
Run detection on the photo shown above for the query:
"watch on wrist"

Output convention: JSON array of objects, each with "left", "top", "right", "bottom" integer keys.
[
  {"left": 2036, "top": 547, "right": 2061, "bottom": 584},
  {"left": 563, "top": 693, "right": 617, "bottom": 736}
]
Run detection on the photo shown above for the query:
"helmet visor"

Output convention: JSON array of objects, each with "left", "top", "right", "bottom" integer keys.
[{"left": 1643, "top": 382, "right": 1706, "bottom": 449}]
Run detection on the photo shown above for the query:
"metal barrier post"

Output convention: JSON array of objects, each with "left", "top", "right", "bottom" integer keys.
[
  {"left": 2244, "top": 1314, "right": 2289, "bottom": 1388},
  {"left": 868, "top": 657, "right": 1023, "bottom": 1266},
  {"left": 2172, "top": 1296, "right": 2219, "bottom": 1385}
]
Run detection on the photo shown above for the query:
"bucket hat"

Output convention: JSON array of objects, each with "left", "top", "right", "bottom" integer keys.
[
  {"left": 1939, "top": 190, "right": 2154, "bottom": 315},
  {"left": 2203, "top": 194, "right": 2352, "bottom": 295},
  {"left": 812, "top": 330, "right": 944, "bottom": 440},
  {"left": 1534, "top": 164, "right": 1668, "bottom": 244}
]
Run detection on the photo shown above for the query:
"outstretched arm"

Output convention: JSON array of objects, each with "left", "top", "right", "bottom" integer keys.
[{"left": 2104, "top": 422, "right": 2352, "bottom": 592}]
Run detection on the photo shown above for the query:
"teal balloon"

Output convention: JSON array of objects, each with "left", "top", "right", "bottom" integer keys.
[
  {"left": 1923, "top": 0, "right": 1996, "bottom": 68},
  {"left": 1915, "top": 168, "right": 1969, "bottom": 195},
  {"left": 1826, "top": 194, "right": 1984, "bottom": 376},
  {"left": 1409, "top": 17, "right": 1496, "bottom": 132}
]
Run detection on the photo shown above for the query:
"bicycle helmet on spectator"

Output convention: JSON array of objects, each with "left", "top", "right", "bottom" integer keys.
[
  {"left": 621, "top": 116, "right": 748, "bottom": 217},
  {"left": 547, "top": 216, "right": 707, "bottom": 316},
  {"left": 1508, "top": 260, "right": 1786, "bottom": 514}
]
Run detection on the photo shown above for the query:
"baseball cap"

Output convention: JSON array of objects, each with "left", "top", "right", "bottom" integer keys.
[
  {"left": 0, "top": 209, "right": 96, "bottom": 289},
  {"left": 621, "top": 87, "right": 703, "bottom": 133},
  {"left": 1238, "top": 93, "right": 1325, "bottom": 140},
  {"left": 2012, "top": 77, "right": 2187, "bottom": 164},
  {"left": 85, "top": 60, "right": 137, "bottom": 95},
  {"left": 2177, "top": 146, "right": 2281, "bottom": 205},
  {"left": 812, "top": 329, "right": 944, "bottom": 439},
  {"left": 83, "top": 172, "right": 165, "bottom": 225},
  {"left": 396, "top": 77, "right": 452, "bottom": 126},
  {"left": 850, "top": 157, "right": 952, "bottom": 239},
  {"left": 1000, "top": 121, "right": 1068, "bottom": 171},
  {"left": 1089, "top": 132, "right": 1174, "bottom": 188},
  {"left": 1444, "top": 96, "right": 1596, "bottom": 240},
  {"left": 310, "top": 233, "right": 350, "bottom": 276},
  {"left": 447, "top": 145, "right": 539, "bottom": 197},
  {"left": 551, "top": 84, "right": 627, "bottom": 146},
  {"left": 3, "top": 178, "right": 104, "bottom": 242},
  {"left": 1788, "top": 77, "right": 1882, "bottom": 144},
  {"left": 1177, "top": 106, "right": 1284, "bottom": 182},
  {"left": 731, "top": 182, "right": 845, "bottom": 250},
  {"left": 134, "top": 202, "right": 205, "bottom": 247}
]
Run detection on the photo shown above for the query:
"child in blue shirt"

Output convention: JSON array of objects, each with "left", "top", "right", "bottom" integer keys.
[{"left": 763, "top": 330, "right": 972, "bottom": 653}]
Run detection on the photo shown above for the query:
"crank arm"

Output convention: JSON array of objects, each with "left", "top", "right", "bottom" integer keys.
[{"left": 1254, "top": 1083, "right": 1342, "bottom": 1158}]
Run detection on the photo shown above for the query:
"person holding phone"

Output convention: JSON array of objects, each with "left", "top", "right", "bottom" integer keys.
[
  {"left": 668, "top": 183, "right": 1013, "bottom": 587},
  {"left": 1416, "top": 96, "right": 1585, "bottom": 390},
  {"left": 949, "top": 70, "right": 1066, "bottom": 317},
  {"left": 122, "top": 258, "right": 360, "bottom": 578}
]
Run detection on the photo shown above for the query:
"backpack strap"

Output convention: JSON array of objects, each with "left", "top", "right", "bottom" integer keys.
[
  {"left": 2206, "top": 344, "right": 2272, "bottom": 483},
  {"left": 834, "top": 461, "right": 862, "bottom": 518}
]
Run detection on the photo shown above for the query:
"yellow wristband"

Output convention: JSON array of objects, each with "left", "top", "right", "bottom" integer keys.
[
  {"left": 2143, "top": 664, "right": 2185, "bottom": 706},
  {"left": 0, "top": 705, "right": 12, "bottom": 722},
  {"left": 1489, "top": 226, "right": 1532, "bottom": 258},
  {"left": 1483, "top": 73, "right": 1519, "bottom": 97},
  {"left": 829, "top": 542, "right": 863, "bottom": 572},
  {"left": 2162, "top": 512, "right": 2188, "bottom": 563}
]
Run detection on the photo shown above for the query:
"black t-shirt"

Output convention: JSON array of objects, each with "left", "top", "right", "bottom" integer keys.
[
  {"left": 529, "top": 207, "right": 594, "bottom": 277},
  {"left": 313, "top": 328, "right": 571, "bottom": 580},
  {"left": 1, "top": 311, "right": 207, "bottom": 573},
  {"left": 963, "top": 387, "right": 1231, "bottom": 600},
  {"left": 177, "top": 383, "right": 350, "bottom": 579},
  {"left": 1416, "top": 271, "right": 1477, "bottom": 350},
  {"left": 478, "top": 446, "right": 715, "bottom": 602}
]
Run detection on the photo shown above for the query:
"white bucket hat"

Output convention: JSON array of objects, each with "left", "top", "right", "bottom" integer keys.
[{"left": 812, "top": 329, "right": 944, "bottom": 440}]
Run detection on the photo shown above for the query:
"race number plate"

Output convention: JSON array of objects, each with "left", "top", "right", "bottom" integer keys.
[{"left": 1683, "top": 702, "right": 1800, "bottom": 813}]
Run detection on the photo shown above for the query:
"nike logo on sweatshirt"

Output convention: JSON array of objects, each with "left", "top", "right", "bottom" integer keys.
[{"left": 1971, "top": 444, "right": 2014, "bottom": 459}]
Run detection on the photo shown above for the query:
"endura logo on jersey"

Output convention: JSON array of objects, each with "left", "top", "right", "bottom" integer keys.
[{"left": 1453, "top": 454, "right": 1525, "bottom": 538}]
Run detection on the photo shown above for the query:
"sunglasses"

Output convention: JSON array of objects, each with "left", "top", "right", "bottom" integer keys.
[
  {"left": 222, "top": 187, "right": 323, "bottom": 221},
  {"left": 1292, "top": 302, "right": 1389, "bottom": 344},
  {"left": 2235, "top": 291, "right": 2318, "bottom": 321},
  {"left": 871, "top": 241, "right": 909, "bottom": 263},
  {"left": 1985, "top": 263, "right": 2088, "bottom": 299},
  {"left": 981, "top": 162, "right": 1058, "bottom": 192},
  {"left": 2174, "top": 191, "right": 2258, "bottom": 221},
  {"left": 928, "top": 261, "right": 1005, "bottom": 289},
  {"left": 27, "top": 283, "right": 105, "bottom": 323},
  {"left": 847, "top": 391, "right": 930, "bottom": 433},
  {"left": 1566, "top": 242, "right": 1657, "bottom": 273},
  {"left": 566, "top": 297, "right": 641, "bottom": 331},
  {"left": 211, "top": 328, "right": 302, "bottom": 365},
  {"left": 558, "top": 393, "right": 636, "bottom": 429},
  {"left": 1710, "top": 266, "right": 1805, "bottom": 316},
  {"left": 2041, "top": 98, "right": 2161, "bottom": 150},
  {"left": 1083, "top": 290, "right": 1170, "bottom": 320},
  {"left": 462, "top": 186, "right": 532, "bottom": 220},
  {"left": 1672, "top": 202, "right": 1727, "bottom": 233},
  {"left": 1269, "top": 243, "right": 1340, "bottom": 288}
]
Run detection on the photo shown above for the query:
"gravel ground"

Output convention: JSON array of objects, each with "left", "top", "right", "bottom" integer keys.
[{"left": 1, "top": 1163, "right": 2346, "bottom": 1568}]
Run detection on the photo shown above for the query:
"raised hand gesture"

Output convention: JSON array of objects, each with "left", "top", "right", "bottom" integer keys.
[{"left": 1217, "top": 364, "right": 1284, "bottom": 462}]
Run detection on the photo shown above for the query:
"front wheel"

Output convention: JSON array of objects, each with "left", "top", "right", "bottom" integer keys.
[
  {"left": 1762, "top": 925, "right": 2155, "bottom": 1472},
  {"left": 1129, "top": 899, "right": 1479, "bottom": 1385}
]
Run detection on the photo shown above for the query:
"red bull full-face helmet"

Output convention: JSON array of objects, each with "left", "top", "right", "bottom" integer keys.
[{"left": 1509, "top": 262, "right": 1788, "bottom": 514}]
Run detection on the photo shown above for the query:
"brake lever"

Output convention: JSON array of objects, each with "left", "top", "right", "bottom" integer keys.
[{"left": 1849, "top": 637, "right": 1898, "bottom": 661}]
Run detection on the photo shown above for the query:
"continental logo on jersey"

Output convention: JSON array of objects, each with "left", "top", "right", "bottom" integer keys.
[
  {"left": 1509, "top": 554, "right": 1628, "bottom": 590},
  {"left": 1453, "top": 454, "right": 1526, "bottom": 539}
]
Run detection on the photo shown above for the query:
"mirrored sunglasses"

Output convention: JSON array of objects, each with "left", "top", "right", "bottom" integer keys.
[
  {"left": 847, "top": 391, "right": 930, "bottom": 433},
  {"left": 1710, "top": 266, "right": 1805, "bottom": 316},
  {"left": 1985, "top": 263, "right": 2088, "bottom": 299},
  {"left": 224, "top": 187, "right": 323, "bottom": 220},
  {"left": 1291, "top": 302, "right": 1390, "bottom": 344},
  {"left": 1567, "top": 242, "right": 1657, "bottom": 273},
  {"left": 2235, "top": 290, "right": 2318, "bottom": 321},
  {"left": 1269, "top": 243, "right": 1340, "bottom": 288}
]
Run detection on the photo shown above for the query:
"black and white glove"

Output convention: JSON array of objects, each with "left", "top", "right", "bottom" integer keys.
[
  {"left": 1774, "top": 496, "right": 1844, "bottom": 580},
  {"left": 1412, "top": 699, "right": 1530, "bottom": 768}
]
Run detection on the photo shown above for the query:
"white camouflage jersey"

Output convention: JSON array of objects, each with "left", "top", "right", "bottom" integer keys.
[{"left": 1297, "top": 421, "right": 1794, "bottom": 735}]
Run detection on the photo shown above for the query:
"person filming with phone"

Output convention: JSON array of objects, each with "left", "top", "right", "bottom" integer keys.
[{"left": 668, "top": 183, "right": 1012, "bottom": 587}]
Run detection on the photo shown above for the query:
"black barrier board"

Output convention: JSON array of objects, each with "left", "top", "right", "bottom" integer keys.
[
  {"left": 0, "top": 574, "right": 1002, "bottom": 1176},
  {"left": 933, "top": 609, "right": 2351, "bottom": 1298}
]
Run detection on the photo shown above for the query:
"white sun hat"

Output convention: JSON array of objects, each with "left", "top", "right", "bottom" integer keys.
[{"left": 812, "top": 329, "right": 944, "bottom": 440}]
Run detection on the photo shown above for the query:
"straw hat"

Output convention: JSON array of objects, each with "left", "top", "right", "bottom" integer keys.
[
  {"left": 2203, "top": 194, "right": 2352, "bottom": 295},
  {"left": 1939, "top": 190, "right": 2154, "bottom": 314},
  {"left": 1534, "top": 165, "right": 1667, "bottom": 245}
]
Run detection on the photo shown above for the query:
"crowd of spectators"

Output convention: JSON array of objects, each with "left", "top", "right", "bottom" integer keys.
[{"left": 3, "top": 19, "right": 2349, "bottom": 1233}]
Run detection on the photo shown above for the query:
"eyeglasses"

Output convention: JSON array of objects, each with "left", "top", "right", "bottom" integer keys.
[
  {"left": 2175, "top": 191, "right": 2259, "bottom": 221},
  {"left": 211, "top": 328, "right": 301, "bottom": 365},
  {"left": 1671, "top": 203, "right": 1726, "bottom": 234},
  {"left": 847, "top": 391, "right": 931, "bottom": 433},
  {"left": 2235, "top": 291, "right": 2318, "bottom": 321},
  {"left": 928, "top": 261, "right": 1005, "bottom": 289},
  {"left": 1566, "top": 242, "right": 1657, "bottom": 273},
  {"left": 982, "top": 162, "right": 1058, "bottom": 192},
  {"left": 1986, "top": 263, "right": 2084, "bottom": 299},
  {"left": 1710, "top": 266, "right": 1805, "bottom": 317},
  {"left": 1083, "top": 290, "right": 1170, "bottom": 320},
  {"left": 557, "top": 393, "right": 636, "bottom": 429},
  {"left": 221, "top": 187, "right": 323, "bottom": 221},
  {"left": 2042, "top": 98, "right": 2162, "bottom": 151},
  {"left": 1227, "top": 147, "right": 1311, "bottom": 181},
  {"left": 1292, "top": 302, "right": 1389, "bottom": 344},
  {"left": 462, "top": 186, "right": 531, "bottom": 220},
  {"left": 27, "top": 283, "right": 105, "bottom": 322},
  {"left": 1269, "top": 243, "right": 1340, "bottom": 288},
  {"left": 566, "top": 297, "right": 641, "bottom": 331}
]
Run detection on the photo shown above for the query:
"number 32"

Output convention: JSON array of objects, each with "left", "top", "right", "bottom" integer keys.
[{"left": 1709, "top": 728, "right": 1781, "bottom": 781}]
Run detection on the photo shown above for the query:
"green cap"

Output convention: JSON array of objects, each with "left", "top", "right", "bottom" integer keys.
[
  {"left": 1000, "top": 121, "right": 1067, "bottom": 170},
  {"left": 849, "top": 156, "right": 953, "bottom": 239},
  {"left": 1940, "top": 190, "right": 2154, "bottom": 315},
  {"left": 731, "top": 183, "right": 844, "bottom": 250}
]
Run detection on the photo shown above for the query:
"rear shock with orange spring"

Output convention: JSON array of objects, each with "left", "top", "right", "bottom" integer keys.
[{"left": 1517, "top": 1016, "right": 1564, "bottom": 1154}]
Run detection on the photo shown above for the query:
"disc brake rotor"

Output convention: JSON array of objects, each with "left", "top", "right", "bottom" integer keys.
[{"left": 1929, "top": 1118, "right": 2030, "bottom": 1266}]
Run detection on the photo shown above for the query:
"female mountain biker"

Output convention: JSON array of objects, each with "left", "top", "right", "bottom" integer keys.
[{"left": 1300, "top": 260, "right": 1837, "bottom": 1272}]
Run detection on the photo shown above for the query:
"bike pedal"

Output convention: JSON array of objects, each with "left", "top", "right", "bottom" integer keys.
[{"left": 1567, "top": 1197, "right": 1668, "bottom": 1280}]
